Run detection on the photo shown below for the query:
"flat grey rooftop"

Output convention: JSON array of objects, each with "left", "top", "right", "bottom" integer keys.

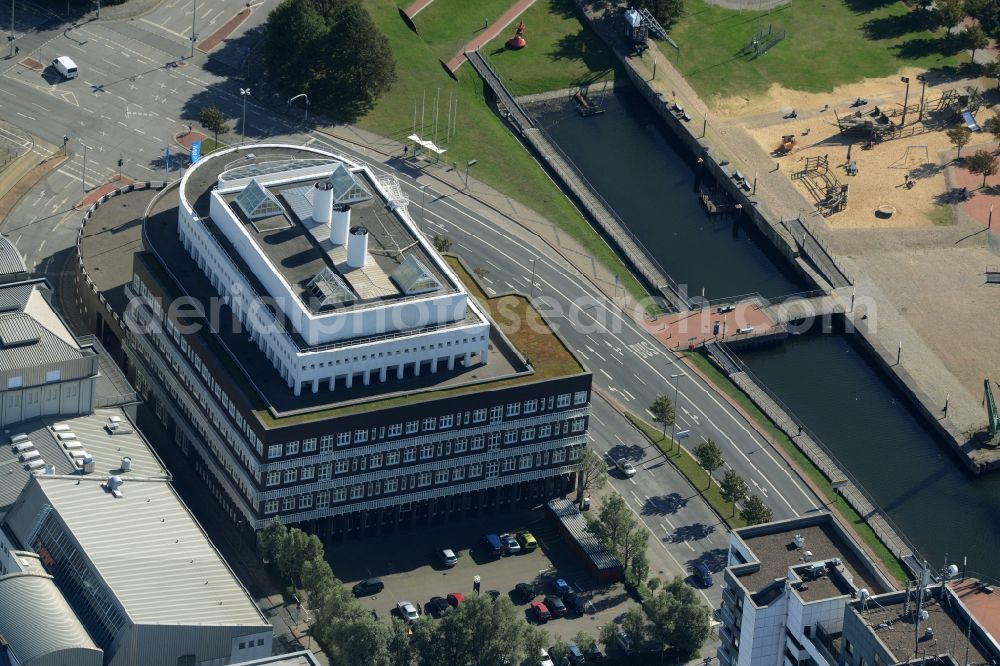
[
  {"left": 79, "top": 187, "right": 157, "bottom": 316},
  {"left": 854, "top": 587, "right": 991, "bottom": 665},
  {"left": 737, "top": 522, "right": 886, "bottom": 599},
  {"left": 217, "top": 177, "right": 452, "bottom": 314},
  {"left": 232, "top": 652, "right": 320, "bottom": 666},
  {"left": 0, "top": 408, "right": 167, "bottom": 519}
]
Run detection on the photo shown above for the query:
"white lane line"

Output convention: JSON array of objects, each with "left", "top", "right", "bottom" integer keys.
[
  {"left": 591, "top": 412, "right": 606, "bottom": 427},
  {"left": 599, "top": 369, "right": 612, "bottom": 381},
  {"left": 309, "top": 136, "right": 819, "bottom": 515},
  {"left": 634, "top": 374, "right": 646, "bottom": 385}
]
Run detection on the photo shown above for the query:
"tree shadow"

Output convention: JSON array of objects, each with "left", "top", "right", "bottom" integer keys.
[
  {"left": 908, "top": 161, "right": 944, "bottom": 179},
  {"left": 842, "top": 0, "right": 902, "bottom": 15},
  {"left": 669, "top": 522, "right": 716, "bottom": 545},
  {"left": 892, "top": 36, "right": 953, "bottom": 60},
  {"left": 608, "top": 442, "right": 646, "bottom": 461},
  {"left": 641, "top": 492, "right": 689, "bottom": 516},
  {"left": 688, "top": 547, "right": 729, "bottom": 573},
  {"left": 862, "top": 11, "right": 927, "bottom": 40}
]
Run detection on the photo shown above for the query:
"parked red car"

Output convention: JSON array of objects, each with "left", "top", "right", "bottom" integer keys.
[{"left": 447, "top": 592, "right": 464, "bottom": 607}]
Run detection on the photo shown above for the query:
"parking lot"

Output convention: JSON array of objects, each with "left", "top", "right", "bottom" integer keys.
[{"left": 327, "top": 507, "right": 638, "bottom": 643}]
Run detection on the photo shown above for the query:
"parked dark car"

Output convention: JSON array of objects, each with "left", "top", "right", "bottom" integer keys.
[
  {"left": 486, "top": 589, "right": 501, "bottom": 601},
  {"left": 483, "top": 534, "right": 504, "bottom": 559},
  {"left": 514, "top": 582, "right": 536, "bottom": 603},
  {"left": 694, "top": 562, "right": 714, "bottom": 588},
  {"left": 566, "top": 643, "right": 585, "bottom": 664},
  {"left": 352, "top": 577, "right": 384, "bottom": 596},
  {"left": 426, "top": 596, "right": 450, "bottom": 618},
  {"left": 551, "top": 578, "right": 570, "bottom": 595},
  {"left": 587, "top": 643, "right": 604, "bottom": 660},
  {"left": 564, "top": 592, "right": 587, "bottom": 616},
  {"left": 544, "top": 595, "right": 567, "bottom": 618}
]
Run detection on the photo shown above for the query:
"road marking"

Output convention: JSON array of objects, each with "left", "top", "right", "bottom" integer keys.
[
  {"left": 308, "top": 135, "right": 820, "bottom": 516},
  {"left": 15, "top": 112, "right": 36, "bottom": 121},
  {"left": 634, "top": 374, "right": 646, "bottom": 385},
  {"left": 591, "top": 411, "right": 605, "bottom": 427},
  {"left": 599, "top": 369, "right": 612, "bottom": 381}
]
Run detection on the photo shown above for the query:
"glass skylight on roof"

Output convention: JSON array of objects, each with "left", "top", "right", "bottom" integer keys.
[
  {"left": 307, "top": 268, "right": 356, "bottom": 309},
  {"left": 328, "top": 164, "right": 373, "bottom": 206},
  {"left": 391, "top": 256, "right": 441, "bottom": 295},
  {"left": 221, "top": 158, "right": 337, "bottom": 182},
  {"left": 235, "top": 179, "right": 285, "bottom": 220}
]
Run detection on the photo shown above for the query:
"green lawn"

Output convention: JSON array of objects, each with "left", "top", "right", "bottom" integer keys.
[
  {"left": 411, "top": 0, "right": 515, "bottom": 62},
  {"left": 359, "top": 0, "right": 648, "bottom": 304},
  {"left": 681, "top": 352, "right": 909, "bottom": 584},
  {"left": 662, "top": 0, "right": 963, "bottom": 105},
  {"left": 484, "top": 0, "right": 621, "bottom": 96},
  {"left": 200, "top": 137, "right": 226, "bottom": 154}
]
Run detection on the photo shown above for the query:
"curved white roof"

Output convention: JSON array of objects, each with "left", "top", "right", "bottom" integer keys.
[{"left": 0, "top": 572, "right": 102, "bottom": 665}]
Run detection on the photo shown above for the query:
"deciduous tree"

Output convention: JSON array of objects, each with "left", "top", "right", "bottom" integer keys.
[
  {"left": 967, "top": 149, "right": 999, "bottom": 187},
  {"left": 198, "top": 104, "right": 229, "bottom": 147},
  {"left": 740, "top": 493, "right": 774, "bottom": 525},
  {"left": 264, "top": 0, "right": 396, "bottom": 122},
  {"left": 933, "top": 0, "right": 964, "bottom": 33},
  {"left": 633, "top": 0, "right": 685, "bottom": 30},
  {"left": 985, "top": 112, "right": 1000, "bottom": 147},
  {"left": 963, "top": 23, "right": 989, "bottom": 62},
  {"left": 693, "top": 439, "right": 724, "bottom": 488},
  {"left": 947, "top": 125, "right": 973, "bottom": 158},
  {"left": 649, "top": 394, "right": 675, "bottom": 438},
  {"left": 720, "top": 469, "right": 749, "bottom": 516},
  {"left": 576, "top": 447, "right": 607, "bottom": 503},
  {"left": 643, "top": 577, "right": 711, "bottom": 659}
]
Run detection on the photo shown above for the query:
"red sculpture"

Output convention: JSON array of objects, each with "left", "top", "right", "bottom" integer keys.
[{"left": 507, "top": 20, "right": 526, "bottom": 49}]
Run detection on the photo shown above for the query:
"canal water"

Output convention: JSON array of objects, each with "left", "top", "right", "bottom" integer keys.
[{"left": 531, "top": 87, "right": 1000, "bottom": 580}]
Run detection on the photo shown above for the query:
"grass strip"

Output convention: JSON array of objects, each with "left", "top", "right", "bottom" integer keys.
[
  {"left": 681, "top": 351, "right": 909, "bottom": 584},
  {"left": 360, "top": 0, "right": 648, "bottom": 305},
  {"left": 623, "top": 410, "right": 747, "bottom": 529}
]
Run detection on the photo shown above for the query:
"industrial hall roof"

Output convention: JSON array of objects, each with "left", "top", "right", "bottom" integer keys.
[{"left": 4, "top": 475, "right": 269, "bottom": 628}]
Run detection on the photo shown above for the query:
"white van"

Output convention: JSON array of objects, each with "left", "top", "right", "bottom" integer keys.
[{"left": 52, "top": 56, "right": 78, "bottom": 79}]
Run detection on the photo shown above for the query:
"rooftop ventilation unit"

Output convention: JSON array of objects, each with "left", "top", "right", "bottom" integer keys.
[
  {"left": 802, "top": 550, "right": 813, "bottom": 562},
  {"left": 121, "top": 457, "right": 132, "bottom": 472},
  {"left": 103, "top": 474, "right": 124, "bottom": 497},
  {"left": 793, "top": 534, "right": 805, "bottom": 548},
  {"left": 82, "top": 454, "right": 94, "bottom": 474},
  {"left": 391, "top": 255, "right": 441, "bottom": 295},
  {"left": 347, "top": 226, "right": 369, "bottom": 269},
  {"left": 312, "top": 181, "right": 334, "bottom": 225},
  {"left": 235, "top": 179, "right": 285, "bottom": 220},
  {"left": 306, "top": 267, "right": 355, "bottom": 309}
]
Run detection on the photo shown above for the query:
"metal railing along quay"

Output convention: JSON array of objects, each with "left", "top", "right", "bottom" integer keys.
[
  {"left": 465, "top": 49, "right": 692, "bottom": 313},
  {"left": 706, "top": 340, "right": 923, "bottom": 572}
]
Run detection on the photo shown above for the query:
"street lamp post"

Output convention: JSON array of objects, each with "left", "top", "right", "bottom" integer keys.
[
  {"left": 465, "top": 159, "right": 477, "bottom": 188},
  {"left": 900, "top": 76, "right": 911, "bottom": 126},
  {"left": 190, "top": 0, "right": 197, "bottom": 58},
  {"left": 917, "top": 74, "right": 927, "bottom": 122},
  {"left": 670, "top": 373, "right": 684, "bottom": 451},
  {"left": 9, "top": 0, "right": 14, "bottom": 59},
  {"left": 81, "top": 142, "right": 91, "bottom": 192},
  {"left": 288, "top": 93, "right": 310, "bottom": 122},
  {"left": 420, "top": 184, "right": 428, "bottom": 233},
  {"left": 240, "top": 87, "right": 251, "bottom": 146}
]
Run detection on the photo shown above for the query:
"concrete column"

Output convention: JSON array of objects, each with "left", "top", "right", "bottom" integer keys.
[
  {"left": 294, "top": 381, "right": 302, "bottom": 397},
  {"left": 414, "top": 362, "right": 421, "bottom": 377},
  {"left": 465, "top": 352, "right": 472, "bottom": 366},
  {"left": 312, "top": 379, "right": 319, "bottom": 394},
  {"left": 397, "top": 364, "right": 404, "bottom": 379},
  {"left": 379, "top": 366, "right": 387, "bottom": 382},
  {"left": 363, "top": 369, "right": 371, "bottom": 386},
  {"left": 430, "top": 358, "right": 438, "bottom": 373},
  {"left": 346, "top": 373, "right": 353, "bottom": 389},
  {"left": 328, "top": 376, "right": 335, "bottom": 391},
  {"left": 448, "top": 355, "right": 456, "bottom": 371},
  {"left": 481, "top": 346, "right": 489, "bottom": 364}
]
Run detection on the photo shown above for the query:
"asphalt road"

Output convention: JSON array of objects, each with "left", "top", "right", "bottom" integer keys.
[{"left": 0, "top": 0, "right": 825, "bottom": 612}]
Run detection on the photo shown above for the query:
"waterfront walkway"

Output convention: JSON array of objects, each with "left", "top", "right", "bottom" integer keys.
[{"left": 445, "top": 0, "right": 539, "bottom": 72}]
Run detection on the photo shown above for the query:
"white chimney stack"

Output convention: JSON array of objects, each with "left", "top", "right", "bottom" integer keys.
[
  {"left": 312, "top": 181, "right": 334, "bottom": 225},
  {"left": 331, "top": 205, "right": 351, "bottom": 245},
  {"left": 347, "top": 226, "right": 369, "bottom": 268}
]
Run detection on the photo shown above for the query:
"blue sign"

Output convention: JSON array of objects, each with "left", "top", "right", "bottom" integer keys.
[
  {"left": 165, "top": 145, "right": 171, "bottom": 172},
  {"left": 190, "top": 140, "right": 202, "bottom": 164}
]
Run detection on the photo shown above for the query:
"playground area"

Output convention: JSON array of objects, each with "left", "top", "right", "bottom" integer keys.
[{"left": 745, "top": 72, "right": 994, "bottom": 229}]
